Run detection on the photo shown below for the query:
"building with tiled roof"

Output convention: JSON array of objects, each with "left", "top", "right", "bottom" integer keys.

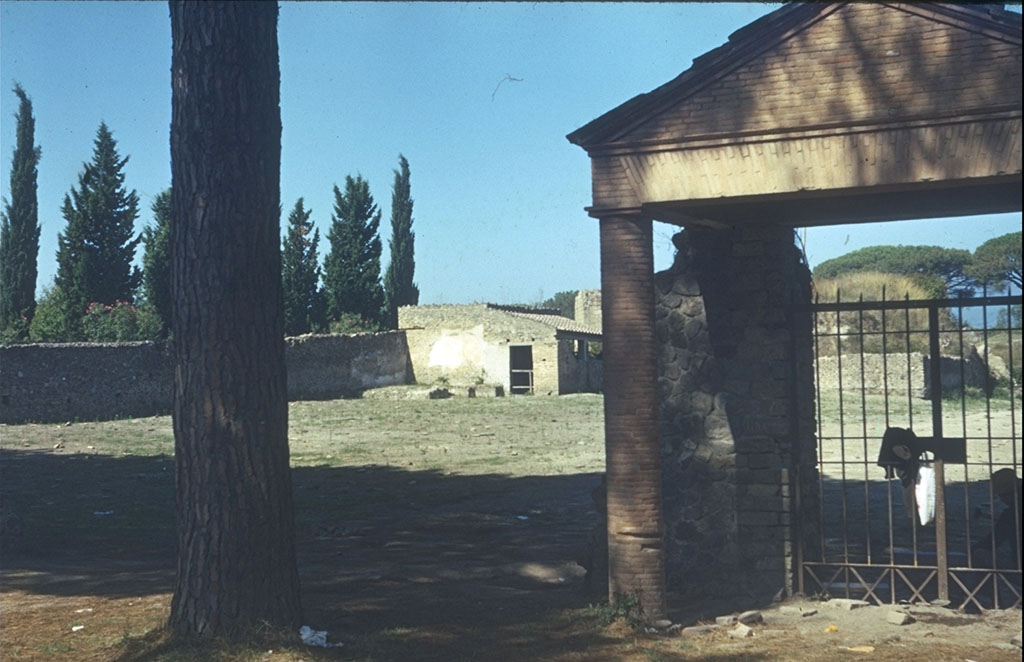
[{"left": 398, "top": 293, "right": 603, "bottom": 395}]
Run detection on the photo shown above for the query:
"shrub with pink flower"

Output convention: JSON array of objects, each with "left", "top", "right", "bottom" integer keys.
[{"left": 82, "top": 300, "right": 162, "bottom": 342}]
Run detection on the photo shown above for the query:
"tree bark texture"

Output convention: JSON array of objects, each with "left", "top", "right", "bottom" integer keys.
[
  {"left": 599, "top": 214, "right": 668, "bottom": 621},
  {"left": 169, "top": 1, "right": 302, "bottom": 638}
]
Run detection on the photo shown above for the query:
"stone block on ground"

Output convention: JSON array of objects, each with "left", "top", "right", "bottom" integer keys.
[
  {"left": 738, "top": 610, "right": 764, "bottom": 625},
  {"left": 729, "top": 623, "right": 754, "bottom": 638},
  {"left": 886, "top": 610, "right": 915, "bottom": 626},
  {"left": 680, "top": 624, "right": 720, "bottom": 637},
  {"left": 829, "top": 598, "right": 870, "bottom": 610}
]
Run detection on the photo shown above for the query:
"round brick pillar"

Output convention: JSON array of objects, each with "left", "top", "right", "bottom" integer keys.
[{"left": 599, "top": 213, "right": 668, "bottom": 621}]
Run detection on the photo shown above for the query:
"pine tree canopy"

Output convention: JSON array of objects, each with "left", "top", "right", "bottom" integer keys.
[
  {"left": 0, "top": 83, "right": 42, "bottom": 335},
  {"left": 967, "top": 232, "right": 1022, "bottom": 291},
  {"left": 323, "top": 175, "right": 385, "bottom": 326},
  {"left": 812, "top": 245, "right": 974, "bottom": 298},
  {"left": 55, "top": 122, "right": 142, "bottom": 334},
  {"left": 282, "top": 197, "right": 326, "bottom": 335},
  {"left": 383, "top": 153, "right": 419, "bottom": 329},
  {"left": 142, "top": 189, "right": 172, "bottom": 333}
]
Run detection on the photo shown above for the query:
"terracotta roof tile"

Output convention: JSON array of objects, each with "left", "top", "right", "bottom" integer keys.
[{"left": 487, "top": 304, "right": 602, "bottom": 337}]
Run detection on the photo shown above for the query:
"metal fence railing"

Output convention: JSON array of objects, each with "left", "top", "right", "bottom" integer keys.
[{"left": 796, "top": 291, "right": 1021, "bottom": 610}]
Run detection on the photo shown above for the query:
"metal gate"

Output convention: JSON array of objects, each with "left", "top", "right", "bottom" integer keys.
[{"left": 797, "top": 291, "right": 1022, "bottom": 610}]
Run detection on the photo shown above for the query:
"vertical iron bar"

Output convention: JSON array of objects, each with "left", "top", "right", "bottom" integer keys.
[
  {"left": 928, "top": 304, "right": 949, "bottom": 602},
  {"left": 904, "top": 294, "right": 915, "bottom": 430},
  {"left": 835, "top": 293, "right": 850, "bottom": 566},
  {"left": 858, "top": 296, "right": 872, "bottom": 564},
  {"left": 998, "top": 292, "right": 1021, "bottom": 607},
  {"left": 957, "top": 304, "right": 973, "bottom": 571},
  {"left": 981, "top": 288, "right": 1000, "bottom": 601},
  {"left": 880, "top": 287, "right": 897, "bottom": 602},
  {"left": 904, "top": 296, "right": 919, "bottom": 565},
  {"left": 1006, "top": 296, "right": 1021, "bottom": 578}
]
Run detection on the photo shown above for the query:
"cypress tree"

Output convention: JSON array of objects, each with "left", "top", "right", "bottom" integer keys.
[
  {"left": 55, "top": 122, "right": 142, "bottom": 337},
  {"left": 281, "top": 197, "right": 326, "bottom": 335},
  {"left": 383, "top": 154, "right": 419, "bottom": 329},
  {"left": 0, "top": 84, "right": 42, "bottom": 338},
  {"left": 323, "top": 175, "right": 385, "bottom": 327},
  {"left": 141, "top": 189, "right": 172, "bottom": 333}
]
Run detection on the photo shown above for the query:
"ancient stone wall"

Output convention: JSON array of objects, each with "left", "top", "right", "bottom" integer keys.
[
  {"left": 284, "top": 332, "right": 412, "bottom": 400},
  {"left": 815, "top": 350, "right": 1002, "bottom": 399},
  {"left": 0, "top": 332, "right": 412, "bottom": 424},
  {"left": 558, "top": 338, "right": 604, "bottom": 395},
  {"left": 655, "top": 225, "right": 817, "bottom": 601},
  {"left": 574, "top": 290, "right": 603, "bottom": 330},
  {"left": 0, "top": 341, "right": 174, "bottom": 424}
]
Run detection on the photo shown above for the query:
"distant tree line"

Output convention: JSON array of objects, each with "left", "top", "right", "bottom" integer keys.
[
  {"left": 812, "top": 239, "right": 1022, "bottom": 300},
  {"left": 0, "top": 84, "right": 419, "bottom": 343},
  {"left": 812, "top": 238, "right": 1022, "bottom": 329}
]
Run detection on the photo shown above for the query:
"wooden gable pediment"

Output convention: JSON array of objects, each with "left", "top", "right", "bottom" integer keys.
[{"left": 569, "top": 3, "right": 1022, "bottom": 226}]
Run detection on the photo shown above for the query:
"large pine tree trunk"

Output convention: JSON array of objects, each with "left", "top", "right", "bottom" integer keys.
[{"left": 168, "top": 1, "right": 302, "bottom": 638}]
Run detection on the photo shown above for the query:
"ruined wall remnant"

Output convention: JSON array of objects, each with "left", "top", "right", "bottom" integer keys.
[
  {"left": 285, "top": 332, "right": 413, "bottom": 400},
  {"left": 557, "top": 337, "right": 604, "bottom": 395},
  {"left": 0, "top": 332, "right": 412, "bottom": 424},
  {"left": 574, "top": 289, "right": 603, "bottom": 331},
  {"left": 655, "top": 225, "right": 818, "bottom": 601},
  {"left": 815, "top": 349, "right": 1003, "bottom": 399}
]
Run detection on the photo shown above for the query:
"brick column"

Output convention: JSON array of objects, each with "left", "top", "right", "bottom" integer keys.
[{"left": 599, "top": 213, "right": 667, "bottom": 621}]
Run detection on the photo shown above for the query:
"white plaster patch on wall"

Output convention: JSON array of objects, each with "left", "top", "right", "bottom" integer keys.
[{"left": 428, "top": 325, "right": 486, "bottom": 369}]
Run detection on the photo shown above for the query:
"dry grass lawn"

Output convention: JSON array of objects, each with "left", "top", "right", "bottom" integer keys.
[{"left": 1, "top": 388, "right": 1019, "bottom": 661}]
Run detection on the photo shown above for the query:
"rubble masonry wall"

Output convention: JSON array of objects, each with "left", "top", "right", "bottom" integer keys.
[{"left": 0, "top": 331, "right": 412, "bottom": 424}]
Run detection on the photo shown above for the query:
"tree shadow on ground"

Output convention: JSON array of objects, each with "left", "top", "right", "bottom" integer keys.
[{"left": 4, "top": 449, "right": 767, "bottom": 660}]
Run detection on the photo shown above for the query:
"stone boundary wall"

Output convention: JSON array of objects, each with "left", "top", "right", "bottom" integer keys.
[
  {"left": 815, "top": 351, "right": 1001, "bottom": 398},
  {"left": 1, "top": 341, "right": 173, "bottom": 424},
  {"left": 0, "top": 332, "right": 412, "bottom": 424}
]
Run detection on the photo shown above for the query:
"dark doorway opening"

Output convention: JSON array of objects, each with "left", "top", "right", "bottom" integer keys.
[{"left": 509, "top": 345, "right": 534, "bottom": 395}]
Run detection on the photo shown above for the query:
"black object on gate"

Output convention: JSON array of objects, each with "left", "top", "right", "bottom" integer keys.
[
  {"left": 877, "top": 427, "right": 967, "bottom": 485},
  {"left": 877, "top": 427, "right": 924, "bottom": 487}
]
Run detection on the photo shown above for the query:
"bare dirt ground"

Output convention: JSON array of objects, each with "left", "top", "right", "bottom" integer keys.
[{"left": 1, "top": 388, "right": 1020, "bottom": 661}]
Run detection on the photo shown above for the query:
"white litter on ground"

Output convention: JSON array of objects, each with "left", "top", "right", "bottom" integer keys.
[{"left": 299, "top": 625, "right": 343, "bottom": 648}]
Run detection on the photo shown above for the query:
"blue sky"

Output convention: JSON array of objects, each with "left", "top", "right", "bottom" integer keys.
[{"left": 1, "top": 2, "right": 1020, "bottom": 306}]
